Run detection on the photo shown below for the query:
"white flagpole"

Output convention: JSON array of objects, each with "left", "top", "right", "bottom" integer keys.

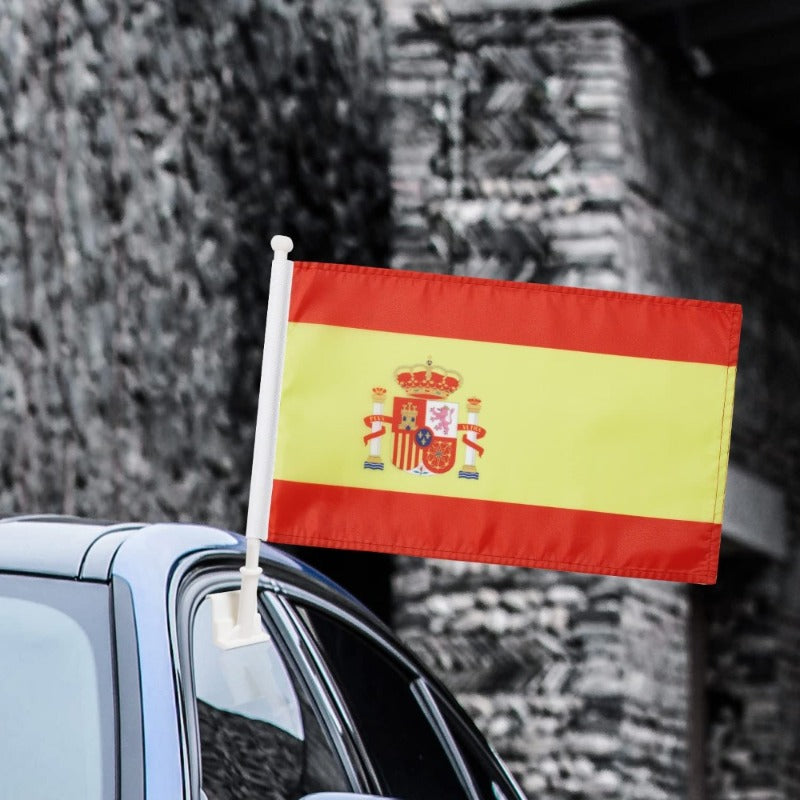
[{"left": 213, "top": 234, "right": 294, "bottom": 649}]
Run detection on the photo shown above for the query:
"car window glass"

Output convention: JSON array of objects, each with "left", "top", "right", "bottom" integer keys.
[
  {"left": 297, "top": 604, "right": 471, "bottom": 800},
  {"left": 432, "top": 692, "right": 523, "bottom": 800},
  {"left": 191, "top": 595, "right": 349, "bottom": 800},
  {"left": 0, "top": 578, "right": 113, "bottom": 800}
]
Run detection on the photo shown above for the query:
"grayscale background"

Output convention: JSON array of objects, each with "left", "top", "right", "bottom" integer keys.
[{"left": 0, "top": 1, "right": 798, "bottom": 798}]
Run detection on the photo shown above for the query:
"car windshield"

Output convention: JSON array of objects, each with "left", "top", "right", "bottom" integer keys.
[{"left": 0, "top": 575, "right": 116, "bottom": 800}]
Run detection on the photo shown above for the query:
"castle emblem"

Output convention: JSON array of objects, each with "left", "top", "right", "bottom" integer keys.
[{"left": 363, "top": 358, "right": 486, "bottom": 479}]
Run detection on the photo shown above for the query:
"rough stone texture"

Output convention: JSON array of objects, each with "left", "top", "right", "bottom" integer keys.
[
  {"left": 394, "top": 561, "right": 689, "bottom": 799},
  {"left": 0, "top": 0, "right": 390, "bottom": 526},
  {"left": 386, "top": 3, "right": 800, "bottom": 799},
  {"left": 387, "top": 6, "right": 630, "bottom": 289}
]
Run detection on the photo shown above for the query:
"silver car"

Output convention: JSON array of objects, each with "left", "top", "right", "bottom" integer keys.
[{"left": 0, "top": 516, "right": 526, "bottom": 800}]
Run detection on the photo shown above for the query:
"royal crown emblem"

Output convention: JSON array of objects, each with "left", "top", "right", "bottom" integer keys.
[
  {"left": 363, "top": 358, "right": 486, "bottom": 479},
  {"left": 394, "top": 362, "right": 462, "bottom": 399}
]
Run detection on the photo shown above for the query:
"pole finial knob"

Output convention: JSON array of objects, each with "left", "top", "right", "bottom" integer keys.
[{"left": 271, "top": 235, "right": 294, "bottom": 262}]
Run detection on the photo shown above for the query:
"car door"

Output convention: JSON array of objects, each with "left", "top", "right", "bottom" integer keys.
[
  {"left": 176, "top": 569, "right": 362, "bottom": 800},
  {"left": 177, "top": 564, "right": 526, "bottom": 800}
]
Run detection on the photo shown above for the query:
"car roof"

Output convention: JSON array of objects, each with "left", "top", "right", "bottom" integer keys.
[
  {"left": 0, "top": 515, "right": 387, "bottom": 643},
  {"left": 0, "top": 516, "right": 312, "bottom": 582},
  {"left": 0, "top": 516, "right": 138, "bottom": 577}
]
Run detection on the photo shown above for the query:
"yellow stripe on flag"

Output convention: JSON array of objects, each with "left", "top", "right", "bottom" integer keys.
[{"left": 274, "top": 322, "right": 734, "bottom": 524}]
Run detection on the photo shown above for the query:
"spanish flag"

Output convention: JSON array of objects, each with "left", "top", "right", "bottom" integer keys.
[{"left": 258, "top": 244, "right": 741, "bottom": 584}]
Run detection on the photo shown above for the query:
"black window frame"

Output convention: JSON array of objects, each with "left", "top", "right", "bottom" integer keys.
[{"left": 426, "top": 683, "right": 527, "bottom": 800}]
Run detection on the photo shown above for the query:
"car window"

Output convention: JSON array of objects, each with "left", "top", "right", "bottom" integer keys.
[
  {"left": 431, "top": 690, "right": 524, "bottom": 800},
  {"left": 296, "top": 603, "right": 472, "bottom": 800},
  {"left": 191, "top": 595, "right": 350, "bottom": 800},
  {"left": 0, "top": 575, "right": 115, "bottom": 800}
]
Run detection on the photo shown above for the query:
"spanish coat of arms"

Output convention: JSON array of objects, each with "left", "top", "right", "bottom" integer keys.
[{"left": 362, "top": 359, "right": 486, "bottom": 479}]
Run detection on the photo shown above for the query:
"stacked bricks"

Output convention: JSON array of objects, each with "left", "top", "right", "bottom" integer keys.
[
  {"left": 394, "top": 558, "right": 689, "bottom": 799},
  {"left": 387, "top": 3, "right": 629, "bottom": 289}
]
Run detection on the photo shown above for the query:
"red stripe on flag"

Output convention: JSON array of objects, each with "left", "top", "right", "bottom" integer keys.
[
  {"left": 409, "top": 440, "right": 421, "bottom": 471},
  {"left": 269, "top": 481, "right": 721, "bottom": 584},
  {"left": 290, "top": 262, "right": 741, "bottom": 366},
  {"left": 393, "top": 431, "right": 421, "bottom": 471}
]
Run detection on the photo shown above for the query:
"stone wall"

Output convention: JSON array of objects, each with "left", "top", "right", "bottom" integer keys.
[
  {"left": 386, "top": 3, "right": 800, "bottom": 799},
  {"left": 395, "top": 560, "right": 689, "bottom": 799},
  {"left": 387, "top": 6, "right": 630, "bottom": 288},
  {"left": 0, "top": 0, "right": 390, "bottom": 526}
]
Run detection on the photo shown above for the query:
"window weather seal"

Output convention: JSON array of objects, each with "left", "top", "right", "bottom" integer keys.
[
  {"left": 270, "top": 592, "right": 383, "bottom": 793},
  {"left": 412, "top": 678, "right": 482, "bottom": 800},
  {"left": 261, "top": 591, "right": 364, "bottom": 792}
]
